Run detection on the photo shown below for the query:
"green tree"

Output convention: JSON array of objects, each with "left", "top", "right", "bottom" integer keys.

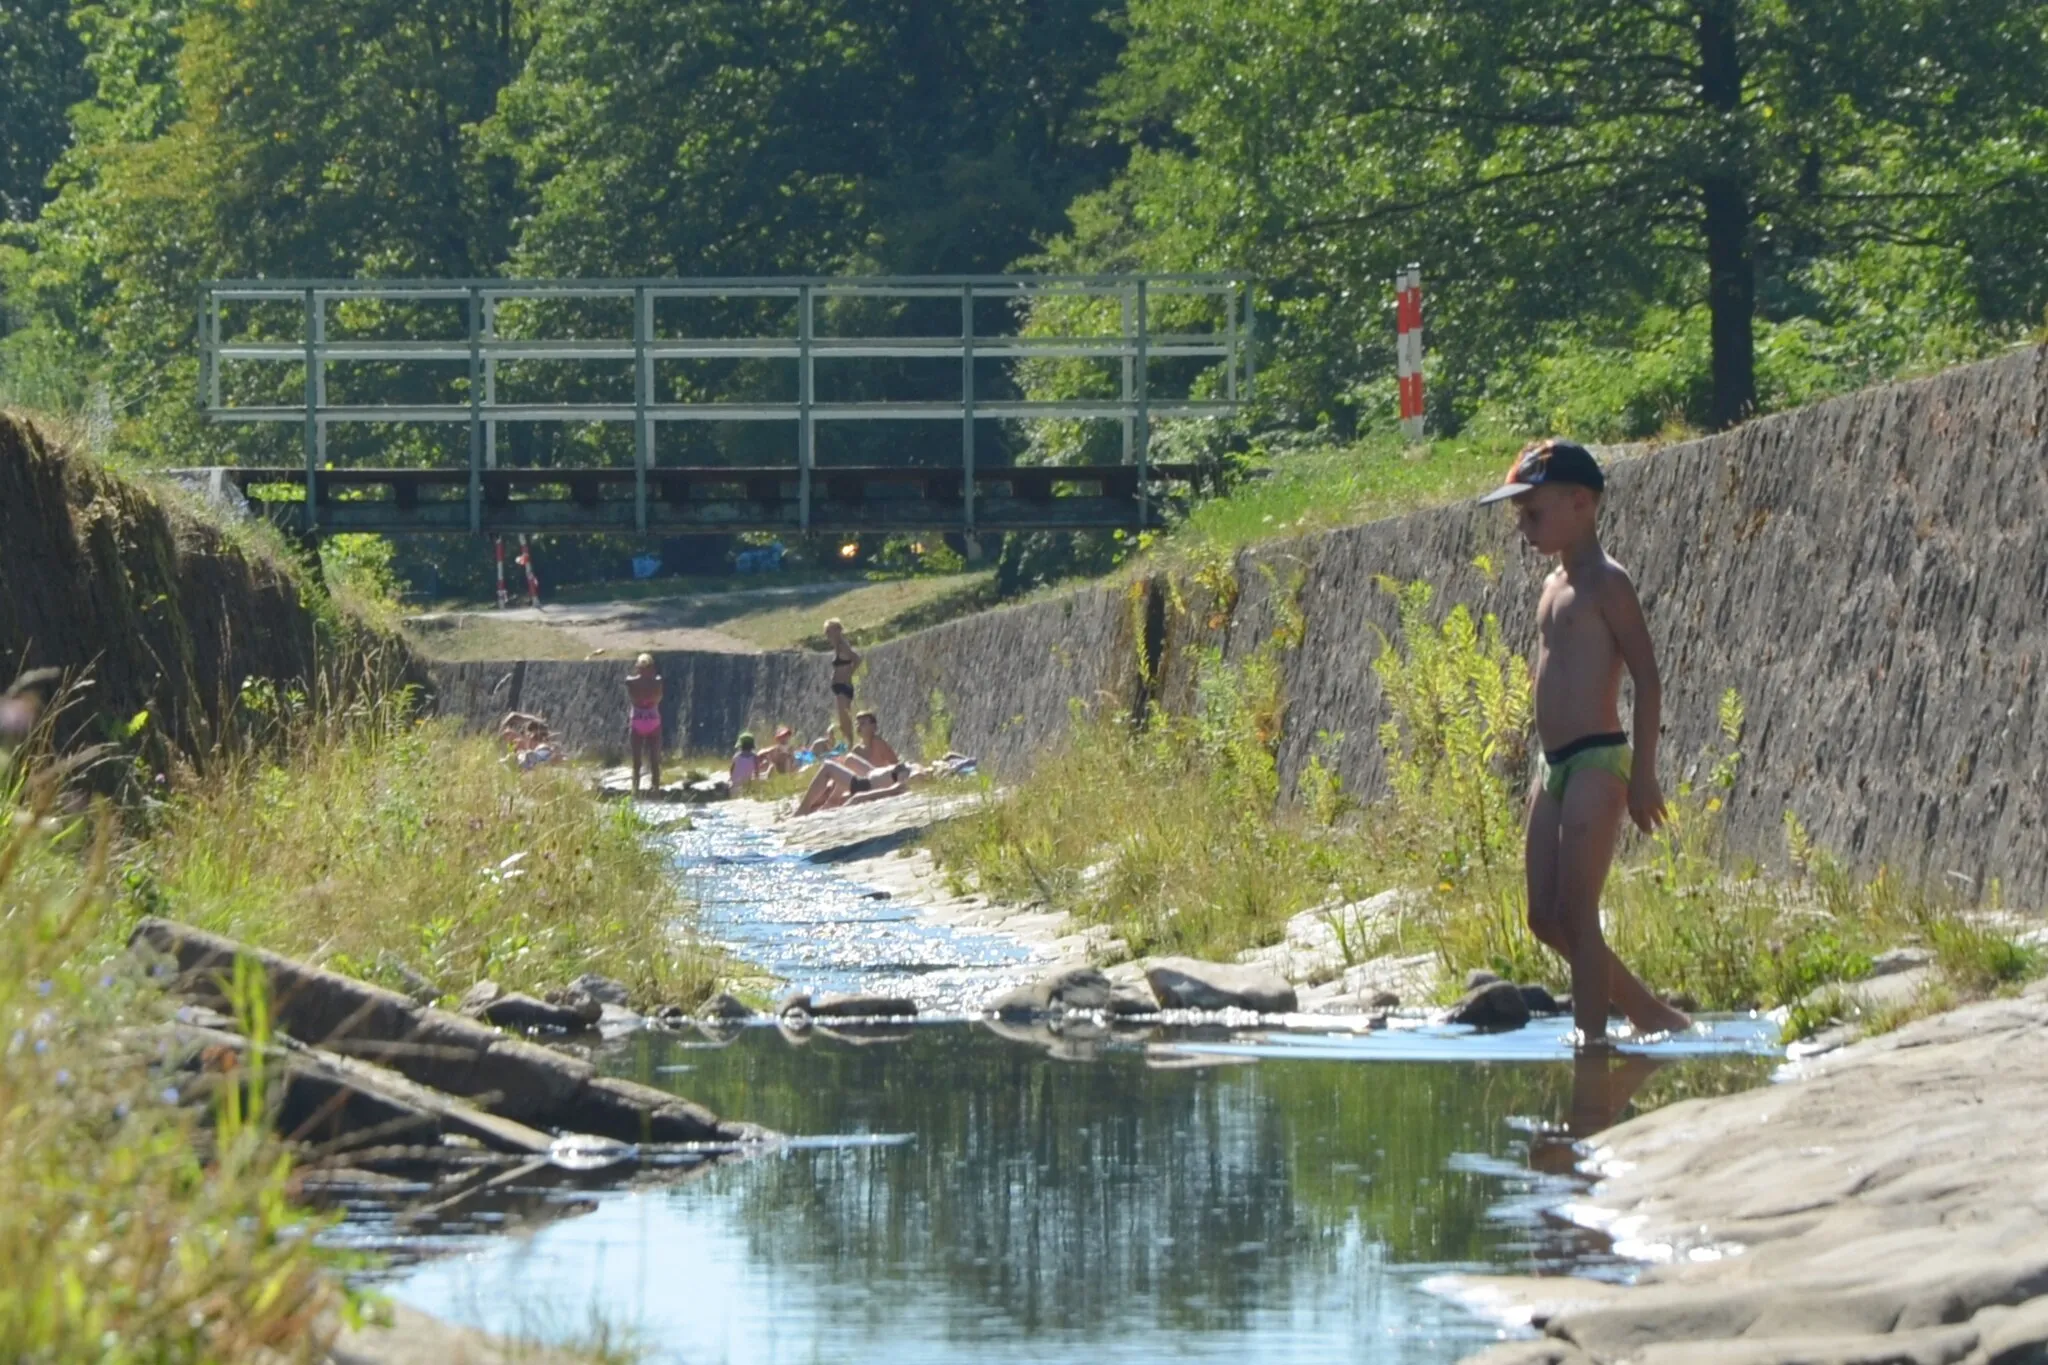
[
  {"left": 1077, "top": 0, "right": 2048, "bottom": 431},
  {"left": 8, "top": 0, "right": 528, "bottom": 456},
  {"left": 492, "top": 0, "right": 1120, "bottom": 278},
  {"left": 0, "top": 0, "right": 91, "bottom": 221}
]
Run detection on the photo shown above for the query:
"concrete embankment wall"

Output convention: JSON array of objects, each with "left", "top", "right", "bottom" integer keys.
[
  {"left": 0, "top": 414, "right": 411, "bottom": 756},
  {"left": 432, "top": 345, "right": 2048, "bottom": 903}
]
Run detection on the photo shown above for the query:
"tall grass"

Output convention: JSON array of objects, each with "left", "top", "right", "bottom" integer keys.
[
  {"left": 0, "top": 714, "right": 338, "bottom": 1361},
  {"left": 929, "top": 578, "right": 2042, "bottom": 1023},
  {"left": 929, "top": 652, "right": 1389, "bottom": 964},
  {"left": 122, "top": 676, "right": 722, "bottom": 1007}
]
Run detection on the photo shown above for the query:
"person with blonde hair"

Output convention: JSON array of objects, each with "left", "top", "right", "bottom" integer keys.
[
  {"left": 625, "top": 653, "right": 664, "bottom": 794},
  {"left": 823, "top": 618, "right": 859, "bottom": 745}
]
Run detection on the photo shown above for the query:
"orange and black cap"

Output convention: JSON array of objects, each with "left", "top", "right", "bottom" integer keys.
[{"left": 1477, "top": 438, "right": 1605, "bottom": 504}]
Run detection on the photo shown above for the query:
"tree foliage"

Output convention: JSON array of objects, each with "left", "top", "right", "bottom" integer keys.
[
  {"left": 1055, "top": 0, "right": 2048, "bottom": 433},
  {"left": 0, "top": 0, "right": 90, "bottom": 221},
  {"left": 0, "top": 0, "right": 2042, "bottom": 458}
]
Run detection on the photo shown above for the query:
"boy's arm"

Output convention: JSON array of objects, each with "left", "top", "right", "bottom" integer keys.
[{"left": 1602, "top": 570, "right": 1667, "bottom": 832}]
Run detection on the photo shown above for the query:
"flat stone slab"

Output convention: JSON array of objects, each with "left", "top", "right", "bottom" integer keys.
[{"left": 1467, "top": 981, "right": 2048, "bottom": 1364}]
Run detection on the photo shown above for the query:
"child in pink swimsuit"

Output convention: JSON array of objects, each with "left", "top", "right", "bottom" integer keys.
[{"left": 625, "top": 653, "right": 664, "bottom": 794}]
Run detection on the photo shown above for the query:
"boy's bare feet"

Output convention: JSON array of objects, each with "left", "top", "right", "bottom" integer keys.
[{"left": 1625, "top": 996, "right": 1693, "bottom": 1036}]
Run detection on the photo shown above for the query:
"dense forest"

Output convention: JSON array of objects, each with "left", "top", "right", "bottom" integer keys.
[{"left": 3, "top": 0, "right": 2045, "bottom": 464}]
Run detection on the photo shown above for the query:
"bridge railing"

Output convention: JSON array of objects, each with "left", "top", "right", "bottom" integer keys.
[{"left": 198, "top": 274, "right": 1252, "bottom": 535}]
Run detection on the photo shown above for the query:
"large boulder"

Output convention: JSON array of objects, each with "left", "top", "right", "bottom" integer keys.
[{"left": 1144, "top": 958, "right": 1298, "bottom": 1014}]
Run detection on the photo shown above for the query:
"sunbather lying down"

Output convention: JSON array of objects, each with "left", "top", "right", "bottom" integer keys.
[{"left": 793, "top": 757, "right": 917, "bottom": 815}]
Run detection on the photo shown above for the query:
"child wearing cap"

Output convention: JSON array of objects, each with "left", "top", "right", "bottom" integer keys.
[{"left": 1479, "top": 439, "right": 1693, "bottom": 1044}]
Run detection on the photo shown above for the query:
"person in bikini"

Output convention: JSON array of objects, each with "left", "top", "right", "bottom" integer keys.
[
  {"left": 823, "top": 618, "right": 860, "bottom": 746},
  {"left": 625, "top": 653, "right": 664, "bottom": 795},
  {"left": 1479, "top": 439, "right": 1692, "bottom": 1044},
  {"left": 793, "top": 710, "right": 904, "bottom": 815}
]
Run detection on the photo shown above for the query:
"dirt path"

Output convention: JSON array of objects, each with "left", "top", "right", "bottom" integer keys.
[{"left": 409, "top": 582, "right": 854, "bottom": 656}]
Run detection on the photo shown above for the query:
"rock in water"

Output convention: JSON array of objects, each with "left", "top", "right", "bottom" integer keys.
[
  {"left": 1445, "top": 979, "right": 1532, "bottom": 1030},
  {"left": 698, "top": 991, "right": 755, "bottom": 1020},
  {"left": 548, "top": 1132, "right": 638, "bottom": 1172},
  {"left": 1519, "top": 983, "right": 1566, "bottom": 1015},
  {"left": 1144, "top": 958, "right": 1298, "bottom": 1014},
  {"left": 1466, "top": 968, "right": 1505, "bottom": 991},
  {"left": 991, "top": 966, "right": 1114, "bottom": 1018},
  {"left": 479, "top": 992, "right": 598, "bottom": 1033},
  {"left": 809, "top": 993, "right": 917, "bottom": 1019}
]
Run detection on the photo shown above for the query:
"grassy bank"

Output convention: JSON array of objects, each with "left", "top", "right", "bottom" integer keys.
[
  {"left": 1147, "top": 432, "right": 1528, "bottom": 567},
  {"left": 927, "top": 580, "right": 2041, "bottom": 1033},
  {"left": 121, "top": 687, "right": 721, "bottom": 1009},
  {"left": 2, "top": 726, "right": 339, "bottom": 1359},
  {"left": 1, "top": 675, "right": 712, "bottom": 1358}
]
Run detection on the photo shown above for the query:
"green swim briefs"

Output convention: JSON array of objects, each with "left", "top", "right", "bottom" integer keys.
[{"left": 1539, "top": 737, "right": 1632, "bottom": 800}]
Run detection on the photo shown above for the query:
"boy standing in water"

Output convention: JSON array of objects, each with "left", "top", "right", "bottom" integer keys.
[
  {"left": 1479, "top": 440, "right": 1692, "bottom": 1043},
  {"left": 625, "top": 653, "right": 664, "bottom": 795}
]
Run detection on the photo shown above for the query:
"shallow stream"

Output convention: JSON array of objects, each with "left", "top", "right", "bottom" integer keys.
[{"left": 378, "top": 806, "right": 1782, "bottom": 1363}]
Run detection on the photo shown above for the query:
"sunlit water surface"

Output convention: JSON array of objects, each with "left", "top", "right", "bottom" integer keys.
[{"left": 378, "top": 804, "right": 1780, "bottom": 1363}]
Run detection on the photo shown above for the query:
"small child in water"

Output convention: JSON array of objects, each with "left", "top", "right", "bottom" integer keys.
[{"left": 1479, "top": 439, "right": 1693, "bottom": 1044}]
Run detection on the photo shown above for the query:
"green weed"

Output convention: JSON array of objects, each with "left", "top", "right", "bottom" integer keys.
[
  {"left": 121, "top": 685, "right": 723, "bottom": 1009},
  {"left": 0, "top": 735, "right": 338, "bottom": 1361},
  {"left": 929, "top": 575, "right": 2044, "bottom": 1022}
]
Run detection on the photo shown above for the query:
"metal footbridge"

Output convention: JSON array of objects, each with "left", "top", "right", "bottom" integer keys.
[{"left": 190, "top": 274, "right": 1252, "bottom": 536}]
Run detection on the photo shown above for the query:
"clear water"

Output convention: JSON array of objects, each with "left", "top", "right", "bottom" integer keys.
[
  {"left": 379, "top": 804, "right": 1782, "bottom": 1363},
  {"left": 670, "top": 806, "right": 1051, "bottom": 1014}
]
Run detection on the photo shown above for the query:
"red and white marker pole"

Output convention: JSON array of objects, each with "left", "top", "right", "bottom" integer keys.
[
  {"left": 1396, "top": 264, "right": 1425, "bottom": 442},
  {"left": 494, "top": 537, "right": 509, "bottom": 609},
  {"left": 516, "top": 534, "right": 541, "bottom": 609}
]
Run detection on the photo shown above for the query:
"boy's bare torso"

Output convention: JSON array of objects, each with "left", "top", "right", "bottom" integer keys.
[{"left": 1532, "top": 556, "right": 1629, "bottom": 751}]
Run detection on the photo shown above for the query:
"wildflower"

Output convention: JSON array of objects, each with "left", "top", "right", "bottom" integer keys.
[
  {"left": 55, "top": 1068, "right": 71, "bottom": 1087},
  {"left": 160, "top": 1086, "right": 180, "bottom": 1105},
  {"left": 35, "top": 978, "right": 52, "bottom": 997}
]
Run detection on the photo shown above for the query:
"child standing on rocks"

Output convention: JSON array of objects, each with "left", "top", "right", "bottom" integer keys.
[{"left": 1479, "top": 439, "right": 1693, "bottom": 1044}]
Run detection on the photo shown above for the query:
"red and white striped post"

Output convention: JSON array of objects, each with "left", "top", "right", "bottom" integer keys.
[
  {"left": 516, "top": 534, "right": 541, "bottom": 608},
  {"left": 1395, "top": 264, "right": 1425, "bottom": 442},
  {"left": 494, "top": 537, "right": 509, "bottom": 608}
]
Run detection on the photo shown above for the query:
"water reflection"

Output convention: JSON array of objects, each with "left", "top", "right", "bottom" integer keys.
[{"left": 390, "top": 1023, "right": 1775, "bottom": 1363}]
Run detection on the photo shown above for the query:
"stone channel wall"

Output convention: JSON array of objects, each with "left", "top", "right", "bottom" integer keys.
[{"left": 431, "top": 345, "right": 2048, "bottom": 903}]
